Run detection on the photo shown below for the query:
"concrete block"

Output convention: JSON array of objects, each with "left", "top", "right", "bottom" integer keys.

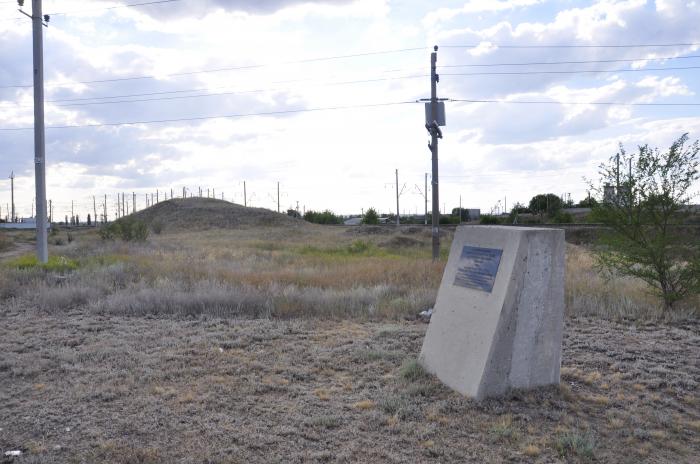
[{"left": 419, "top": 225, "right": 565, "bottom": 400}]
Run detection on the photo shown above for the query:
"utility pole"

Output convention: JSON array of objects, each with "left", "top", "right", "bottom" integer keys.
[
  {"left": 459, "top": 195, "right": 462, "bottom": 224},
  {"left": 48, "top": 199, "right": 51, "bottom": 223},
  {"left": 93, "top": 196, "right": 97, "bottom": 227},
  {"left": 156, "top": 189, "right": 159, "bottom": 203},
  {"left": 103, "top": 194, "right": 107, "bottom": 223},
  {"left": 71, "top": 200, "right": 74, "bottom": 221},
  {"left": 213, "top": 188, "right": 215, "bottom": 199},
  {"left": 9, "top": 171, "right": 15, "bottom": 222},
  {"left": 277, "top": 182, "right": 280, "bottom": 213},
  {"left": 395, "top": 169, "right": 400, "bottom": 226},
  {"left": 244, "top": 181, "right": 247, "bottom": 207},
  {"left": 18, "top": 0, "right": 49, "bottom": 261},
  {"left": 424, "top": 173, "right": 428, "bottom": 226},
  {"left": 171, "top": 188, "right": 173, "bottom": 199},
  {"left": 132, "top": 192, "right": 135, "bottom": 213},
  {"left": 122, "top": 192, "right": 126, "bottom": 216},
  {"left": 429, "top": 46, "right": 441, "bottom": 260}
]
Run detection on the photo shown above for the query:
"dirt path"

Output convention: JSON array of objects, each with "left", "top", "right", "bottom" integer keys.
[{"left": 0, "top": 311, "right": 697, "bottom": 463}]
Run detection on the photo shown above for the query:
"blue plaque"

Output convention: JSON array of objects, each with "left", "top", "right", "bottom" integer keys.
[{"left": 453, "top": 245, "right": 503, "bottom": 293}]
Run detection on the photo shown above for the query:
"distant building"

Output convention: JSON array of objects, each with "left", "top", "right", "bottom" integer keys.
[
  {"left": 344, "top": 217, "right": 362, "bottom": 226},
  {"left": 603, "top": 183, "right": 616, "bottom": 203},
  {"left": 0, "top": 217, "right": 50, "bottom": 230}
]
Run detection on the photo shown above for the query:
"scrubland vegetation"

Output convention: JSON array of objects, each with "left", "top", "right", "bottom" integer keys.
[
  {"left": 0, "top": 222, "right": 696, "bottom": 322},
  {"left": 0, "top": 218, "right": 698, "bottom": 462}
]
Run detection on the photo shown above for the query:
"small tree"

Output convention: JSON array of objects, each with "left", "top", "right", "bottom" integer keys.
[
  {"left": 451, "top": 207, "right": 470, "bottom": 222},
  {"left": 362, "top": 208, "right": 379, "bottom": 225},
  {"left": 528, "top": 193, "right": 562, "bottom": 218},
  {"left": 591, "top": 133, "right": 700, "bottom": 310}
]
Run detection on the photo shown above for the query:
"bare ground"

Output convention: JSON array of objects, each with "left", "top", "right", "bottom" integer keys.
[{"left": 1, "top": 309, "right": 698, "bottom": 463}]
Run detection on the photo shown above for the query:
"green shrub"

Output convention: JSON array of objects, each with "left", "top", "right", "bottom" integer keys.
[
  {"left": 399, "top": 358, "right": 429, "bottom": 382},
  {"left": 362, "top": 208, "right": 379, "bottom": 225},
  {"left": 553, "top": 211, "right": 574, "bottom": 224},
  {"left": 480, "top": 215, "right": 501, "bottom": 225},
  {"left": 100, "top": 217, "right": 149, "bottom": 242},
  {"left": 151, "top": 221, "right": 164, "bottom": 234},
  {"left": 303, "top": 209, "right": 343, "bottom": 224},
  {"left": 556, "top": 431, "right": 596, "bottom": 459}
]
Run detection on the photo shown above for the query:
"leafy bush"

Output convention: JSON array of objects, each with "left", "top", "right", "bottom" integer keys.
[
  {"left": 362, "top": 208, "right": 379, "bottom": 225},
  {"left": 480, "top": 215, "right": 501, "bottom": 225},
  {"left": 304, "top": 209, "right": 343, "bottom": 224},
  {"left": 553, "top": 211, "right": 574, "bottom": 223},
  {"left": 100, "top": 217, "right": 149, "bottom": 242},
  {"left": 151, "top": 221, "right": 164, "bottom": 234}
]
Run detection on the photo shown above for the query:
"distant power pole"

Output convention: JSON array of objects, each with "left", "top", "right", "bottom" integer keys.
[
  {"left": 244, "top": 181, "right": 247, "bottom": 207},
  {"left": 424, "top": 173, "right": 428, "bottom": 226},
  {"left": 132, "top": 192, "right": 135, "bottom": 213},
  {"left": 170, "top": 188, "right": 173, "bottom": 199},
  {"left": 395, "top": 169, "right": 400, "bottom": 226},
  {"left": 93, "top": 196, "right": 97, "bottom": 227},
  {"left": 103, "top": 194, "right": 107, "bottom": 223},
  {"left": 122, "top": 192, "right": 126, "bottom": 216},
  {"left": 71, "top": 200, "right": 74, "bottom": 220},
  {"left": 182, "top": 186, "right": 186, "bottom": 198},
  {"left": 277, "top": 182, "right": 280, "bottom": 213},
  {"left": 9, "top": 171, "right": 15, "bottom": 222},
  {"left": 156, "top": 189, "right": 159, "bottom": 203},
  {"left": 48, "top": 199, "right": 52, "bottom": 223},
  {"left": 213, "top": 188, "right": 215, "bottom": 199}
]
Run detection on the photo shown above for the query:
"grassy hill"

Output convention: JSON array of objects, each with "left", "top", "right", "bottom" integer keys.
[{"left": 127, "top": 197, "right": 303, "bottom": 231}]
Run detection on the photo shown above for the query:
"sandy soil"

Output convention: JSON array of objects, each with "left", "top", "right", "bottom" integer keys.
[{"left": 0, "top": 309, "right": 698, "bottom": 463}]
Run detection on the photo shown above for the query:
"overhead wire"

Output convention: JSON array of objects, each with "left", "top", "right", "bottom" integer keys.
[
  {"left": 442, "top": 65, "right": 700, "bottom": 77},
  {"left": 448, "top": 98, "right": 700, "bottom": 106},
  {"left": 0, "top": 47, "right": 427, "bottom": 89},
  {"left": 0, "top": 100, "right": 418, "bottom": 131},
  {"left": 438, "top": 54, "right": 700, "bottom": 68},
  {"left": 1, "top": 73, "right": 428, "bottom": 108}
]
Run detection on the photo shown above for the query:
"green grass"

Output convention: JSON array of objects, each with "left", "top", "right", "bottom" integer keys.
[
  {"left": 399, "top": 359, "right": 429, "bottom": 382},
  {"left": 299, "top": 240, "right": 394, "bottom": 258},
  {"left": 7, "top": 254, "right": 79, "bottom": 272},
  {"left": 556, "top": 431, "right": 596, "bottom": 459}
]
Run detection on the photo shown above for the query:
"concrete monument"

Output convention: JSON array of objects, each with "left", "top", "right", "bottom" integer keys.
[{"left": 419, "top": 225, "right": 565, "bottom": 400}]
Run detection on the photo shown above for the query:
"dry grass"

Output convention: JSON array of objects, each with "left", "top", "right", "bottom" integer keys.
[
  {"left": 1, "top": 224, "right": 696, "bottom": 323},
  {"left": 3, "top": 314, "right": 695, "bottom": 462}
]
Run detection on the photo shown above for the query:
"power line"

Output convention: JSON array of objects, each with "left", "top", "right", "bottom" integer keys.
[
  {"left": 0, "top": 47, "right": 427, "bottom": 89},
  {"left": 449, "top": 98, "right": 700, "bottom": 106},
  {"left": 46, "top": 0, "right": 183, "bottom": 16},
  {"left": 441, "top": 42, "right": 700, "bottom": 49},
  {"left": 442, "top": 65, "right": 700, "bottom": 77},
  {"left": 439, "top": 54, "right": 700, "bottom": 68},
  {"left": 0, "top": 100, "right": 417, "bottom": 130},
  {"left": 0, "top": 74, "right": 427, "bottom": 109}
]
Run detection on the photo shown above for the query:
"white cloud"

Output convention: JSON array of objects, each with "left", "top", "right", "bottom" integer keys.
[{"left": 424, "top": 1, "right": 544, "bottom": 27}]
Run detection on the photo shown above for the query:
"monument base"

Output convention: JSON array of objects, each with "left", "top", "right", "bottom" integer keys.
[{"left": 419, "top": 226, "right": 565, "bottom": 400}]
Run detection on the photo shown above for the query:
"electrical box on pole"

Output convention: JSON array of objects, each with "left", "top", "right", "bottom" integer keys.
[{"left": 424, "top": 102, "right": 446, "bottom": 127}]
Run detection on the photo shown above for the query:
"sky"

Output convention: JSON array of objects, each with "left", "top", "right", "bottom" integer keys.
[{"left": 1, "top": 0, "right": 699, "bottom": 220}]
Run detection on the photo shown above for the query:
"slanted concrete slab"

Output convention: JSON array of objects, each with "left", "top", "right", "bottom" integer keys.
[{"left": 419, "top": 225, "right": 565, "bottom": 400}]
